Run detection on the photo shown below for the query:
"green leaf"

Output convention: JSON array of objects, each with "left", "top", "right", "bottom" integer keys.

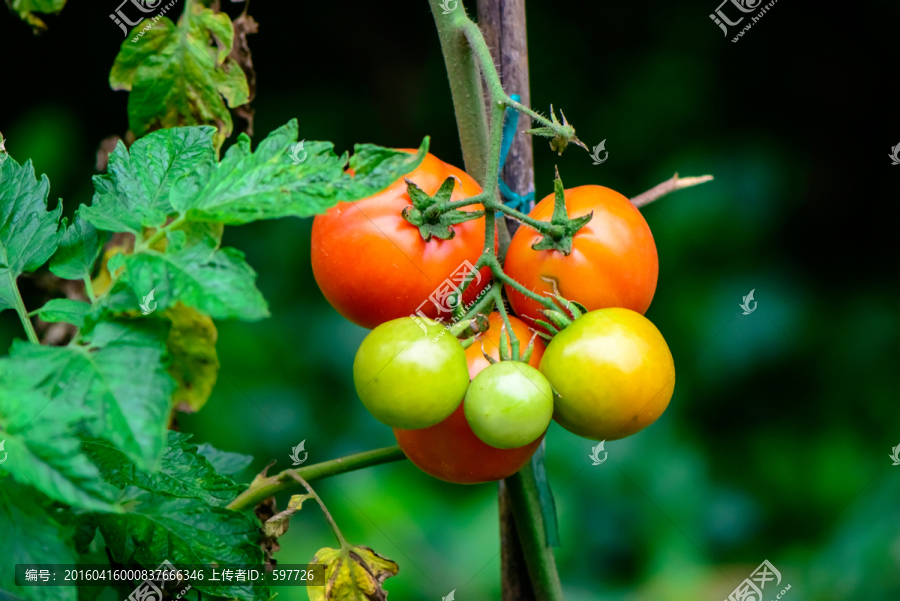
[
  {"left": 82, "top": 127, "right": 217, "bottom": 233},
  {"left": 170, "top": 120, "right": 429, "bottom": 224},
  {"left": 0, "top": 390, "right": 121, "bottom": 512},
  {"left": 115, "top": 233, "right": 269, "bottom": 321},
  {"left": 308, "top": 545, "right": 399, "bottom": 601},
  {"left": 109, "top": 3, "right": 249, "bottom": 148},
  {"left": 0, "top": 157, "right": 63, "bottom": 312},
  {"left": 195, "top": 443, "right": 253, "bottom": 476},
  {"left": 83, "top": 431, "right": 245, "bottom": 507},
  {"left": 5, "top": 0, "right": 66, "bottom": 32},
  {"left": 0, "top": 319, "right": 175, "bottom": 472},
  {"left": 35, "top": 298, "right": 91, "bottom": 328},
  {"left": 165, "top": 303, "right": 220, "bottom": 412},
  {"left": 50, "top": 208, "right": 108, "bottom": 281},
  {"left": 0, "top": 481, "right": 78, "bottom": 601},
  {"left": 98, "top": 494, "right": 268, "bottom": 600}
]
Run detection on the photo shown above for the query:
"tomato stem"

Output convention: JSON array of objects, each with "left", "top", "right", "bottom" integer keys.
[
  {"left": 226, "top": 445, "right": 407, "bottom": 512},
  {"left": 285, "top": 470, "right": 349, "bottom": 549}
]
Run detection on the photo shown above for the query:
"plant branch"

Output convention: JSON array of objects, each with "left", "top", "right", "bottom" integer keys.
[
  {"left": 630, "top": 173, "right": 714, "bottom": 208},
  {"left": 8, "top": 275, "right": 39, "bottom": 344},
  {"left": 506, "top": 461, "right": 564, "bottom": 600},
  {"left": 428, "top": 0, "right": 490, "bottom": 184},
  {"left": 285, "top": 470, "right": 348, "bottom": 548},
  {"left": 226, "top": 445, "right": 407, "bottom": 512}
]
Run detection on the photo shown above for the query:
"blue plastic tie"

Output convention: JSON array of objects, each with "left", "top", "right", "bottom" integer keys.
[{"left": 498, "top": 94, "right": 535, "bottom": 211}]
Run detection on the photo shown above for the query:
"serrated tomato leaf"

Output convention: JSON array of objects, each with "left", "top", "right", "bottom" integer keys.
[
  {"left": 83, "top": 431, "right": 245, "bottom": 507},
  {"left": 110, "top": 3, "right": 249, "bottom": 147},
  {"left": 98, "top": 493, "right": 267, "bottom": 600},
  {"left": 170, "top": 120, "right": 429, "bottom": 223},
  {"left": 195, "top": 443, "right": 253, "bottom": 476},
  {"left": 110, "top": 233, "right": 269, "bottom": 321},
  {"left": 35, "top": 298, "right": 91, "bottom": 328},
  {"left": 82, "top": 127, "right": 217, "bottom": 234},
  {"left": 49, "top": 208, "right": 108, "bottom": 281},
  {"left": 0, "top": 390, "right": 121, "bottom": 512},
  {"left": 0, "top": 481, "right": 78, "bottom": 601},
  {"left": 0, "top": 319, "right": 174, "bottom": 472},
  {"left": 0, "top": 156, "right": 63, "bottom": 312}
]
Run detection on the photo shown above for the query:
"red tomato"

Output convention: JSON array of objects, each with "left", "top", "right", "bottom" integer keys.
[
  {"left": 504, "top": 185, "right": 658, "bottom": 328},
  {"left": 393, "top": 313, "right": 545, "bottom": 484},
  {"left": 394, "top": 403, "right": 544, "bottom": 484},
  {"left": 311, "top": 152, "right": 493, "bottom": 329}
]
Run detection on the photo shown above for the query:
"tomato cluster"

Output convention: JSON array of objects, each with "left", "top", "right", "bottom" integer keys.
[{"left": 312, "top": 152, "right": 675, "bottom": 484}]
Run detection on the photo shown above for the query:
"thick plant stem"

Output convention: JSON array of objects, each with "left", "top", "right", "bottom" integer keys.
[
  {"left": 499, "top": 480, "right": 537, "bottom": 601},
  {"left": 428, "top": 0, "right": 490, "bottom": 184},
  {"left": 506, "top": 462, "right": 565, "bottom": 601},
  {"left": 226, "top": 446, "right": 406, "bottom": 511}
]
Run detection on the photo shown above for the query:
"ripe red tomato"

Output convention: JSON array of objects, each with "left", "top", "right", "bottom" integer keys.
[
  {"left": 393, "top": 403, "right": 544, "bottom": 484},
  {"left": 394, "top": 313, "right": 545, "bottom": 484},
  {"left": 465, "top": 313, "right": 544, "bottom": 378},
  {"left": 504, "top": 185, "right": 658, "bottom": 328},
  {"left": 311, "top": 152, "right": 493, "bottom": 329}
]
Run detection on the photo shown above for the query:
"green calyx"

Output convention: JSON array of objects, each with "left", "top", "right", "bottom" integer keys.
[
  {"left": 534, "top": 294, "right": 588, "bottom": 341},
  {"left": 525, "top": 105, "right": 588, "bottom": 156},
  {"left": 530, "top": 168, "right": 593, "bottom": 255},
  {"left": 479, "top": 322, "right": 539, "bottom": 364},
  {"left": 401, "top": 176, "right": 484, "bottom": 241}
]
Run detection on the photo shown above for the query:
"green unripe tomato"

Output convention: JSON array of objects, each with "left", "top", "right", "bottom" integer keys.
[
  {"left": 463, "top": 361, "right": 553, "bottom": 449},
  {"left": 353, "top": 317, "right": 469, "bottom": 429},
  {"left": 540, "top": 307, "right": 675, "bottom": 441}
]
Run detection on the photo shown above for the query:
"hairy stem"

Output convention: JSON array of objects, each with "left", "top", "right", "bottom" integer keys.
[
  {"left": 428, "top": 0, "right": 490, "bottom": 183},
  {"left": 226, "top": 446, "right": 407, "bottom": 511}
]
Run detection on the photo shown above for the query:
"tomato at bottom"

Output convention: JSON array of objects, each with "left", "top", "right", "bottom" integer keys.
[{"left": 393, "top": 402, "right": 544, "bottom": 484}]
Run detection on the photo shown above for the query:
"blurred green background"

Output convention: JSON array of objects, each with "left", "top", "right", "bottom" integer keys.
[{"left": 2, "top": 0, "right": 898, "bottom": 599}]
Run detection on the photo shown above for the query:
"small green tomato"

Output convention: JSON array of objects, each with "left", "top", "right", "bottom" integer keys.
[
  {"left": 463, "top": 361, "right": 553, "bottom": 449},
  {"left": 353, "top": 317, "right": 469, "bottom": 429}
]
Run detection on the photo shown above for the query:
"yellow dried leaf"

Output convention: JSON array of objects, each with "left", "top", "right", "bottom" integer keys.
[{"left": 307, "top": 545, "right": 399, "bottom": 600}]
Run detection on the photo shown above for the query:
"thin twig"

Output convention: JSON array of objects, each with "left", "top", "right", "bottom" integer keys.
[{"left": 630, "top": 173, "right": 714, "bottom": 208}]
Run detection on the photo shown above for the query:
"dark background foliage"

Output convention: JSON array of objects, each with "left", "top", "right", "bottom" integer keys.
[{"left": 2, "top": 0, "right": 898, "bottom": 599}]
